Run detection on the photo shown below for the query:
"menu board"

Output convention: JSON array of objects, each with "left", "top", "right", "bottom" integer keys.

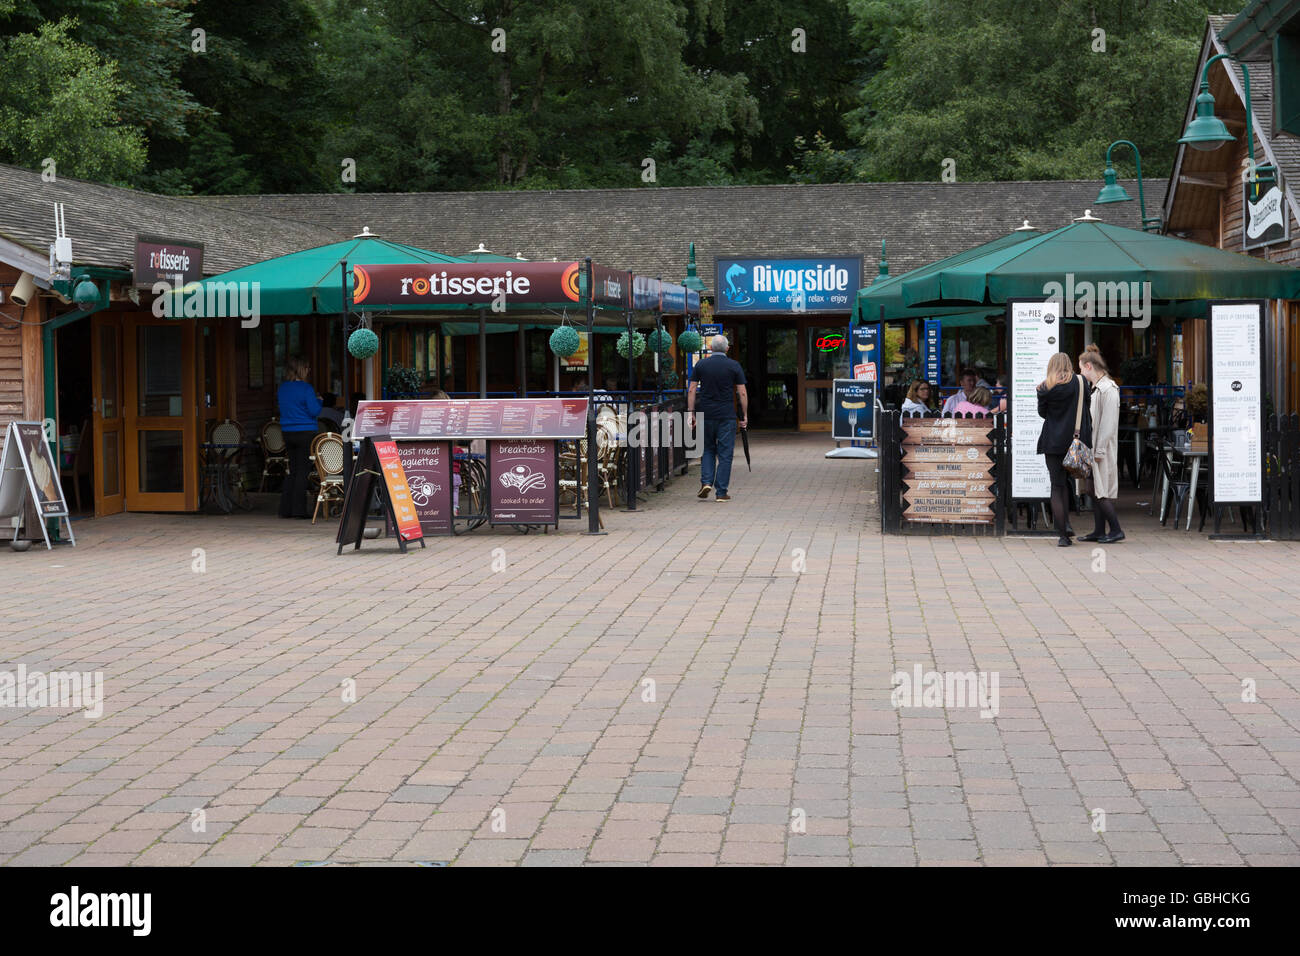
[
  {"left": 1209, "top": 302, "right": 1264, "bottom": 504},
  {"left": 373, "top": 439, "right": 424, "bottom": 541},
  {"left": 832, "top": 379, "right": 875, "bottom": 441},
  {"left": 1008, "top": 299, "right": 1061, "bottom": 499},
  {"left": 397, "top": 441, "right": 453, "bottom": 535},
  {"left": 355, "top": 398, "right": 589, "bottom": 440},
  {"left": 489, "top": 439, "right": 558, "bottom": 525},
  {"left": 902, "top": 417, "right": 995, "bottom": 524}
]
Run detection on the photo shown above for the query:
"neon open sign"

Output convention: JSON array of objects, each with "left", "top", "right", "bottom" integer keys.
[{"left": 816, "top": 335, "right": 846, "bottom": 351}]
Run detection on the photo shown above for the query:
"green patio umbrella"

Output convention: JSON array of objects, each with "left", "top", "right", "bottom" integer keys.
[
  {"left": 900, "top": 219, "right": 1300, "bottom": 307},
  {"left": 854, "top": 228, "right": 1041, "bottom": 324}
]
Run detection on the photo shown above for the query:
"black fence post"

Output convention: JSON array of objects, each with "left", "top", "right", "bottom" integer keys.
[{"left": 585, "top": 258, "right": 604, "bottom": 534}]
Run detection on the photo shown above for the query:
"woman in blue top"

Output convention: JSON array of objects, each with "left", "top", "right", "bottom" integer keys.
[{"left": 277, "top": 355, "right": 322, "bottom": 518}]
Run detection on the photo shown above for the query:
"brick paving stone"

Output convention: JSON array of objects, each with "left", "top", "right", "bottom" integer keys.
[{"left": 2, "top": 434, "right": 1298, "bottom": 869}]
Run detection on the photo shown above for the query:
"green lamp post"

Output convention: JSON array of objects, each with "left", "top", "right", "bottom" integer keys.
[
  {"left": 1094, "top": 140, "right": 1162, "bottom": 232},
  {"left": 682, "top": 241, "right": 706, "bottom": 294},
  {"left": 1177, "top": 54, "right": 1275, "bottom": 192}
]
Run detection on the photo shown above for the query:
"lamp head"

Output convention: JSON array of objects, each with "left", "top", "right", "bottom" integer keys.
[
  {"left": 1179, "top": 86, "right": 1235, "bottom": 152},
  {"left": 1095, "top": 164, "right": 1132, "bottom": 205}
]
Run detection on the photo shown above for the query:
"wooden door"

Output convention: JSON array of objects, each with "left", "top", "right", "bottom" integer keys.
[
  {"left": 124, "top": 315, "right": 198, "bottom": 511},
  {"left": 90, "top": 313, "right": 125, "bottom": 516}
]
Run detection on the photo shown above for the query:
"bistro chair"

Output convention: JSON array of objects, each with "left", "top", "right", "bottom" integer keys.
[
  {"left": 206, "top": 419, "right": 251, "bottom": 511},
  {"left": 259, "top": 418, "right": 289, "bottom": 491},
  {"left": 310, "top": 432, "right": 346, "bottom": 524}
]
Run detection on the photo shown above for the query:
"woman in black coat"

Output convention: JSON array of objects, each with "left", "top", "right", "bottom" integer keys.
[{"left": 1037, "top": 353, "right": 1092, "bottom": 546}]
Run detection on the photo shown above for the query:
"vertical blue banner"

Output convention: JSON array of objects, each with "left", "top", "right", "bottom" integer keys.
[
  {"left": 851, "top": 323, "right": 881, "bottom": 381},
  {"left": 924, "top": 319, "right": 942, "bottom": 384}
]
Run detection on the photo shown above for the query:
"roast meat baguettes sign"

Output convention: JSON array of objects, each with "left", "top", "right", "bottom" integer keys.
[{"left": 352, "top": 262, "right": 583, "bottom": 306}]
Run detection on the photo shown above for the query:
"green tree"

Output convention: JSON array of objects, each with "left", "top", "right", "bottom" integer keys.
[
  {"left": 143, "top": 0, "right": 331, "bottom": 193},
  {"left": 313, "top": 0, "right": 759, "bottom": 191},
  {"left": 848, "top": 0, "right": 1214, "bottom": 182},
  {"left": 0, "top": 17, "right": 146, "bottom": 183},
  {"left": 682, "top": 0, "right": 862, "bottom": 184}
]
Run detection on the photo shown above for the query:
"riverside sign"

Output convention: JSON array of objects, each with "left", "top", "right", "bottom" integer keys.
[{"left": 715, "top": 256, "right": 861, "bottom": 313}]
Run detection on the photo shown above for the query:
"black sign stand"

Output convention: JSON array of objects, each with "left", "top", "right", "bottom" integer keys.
[{"left": 335, "top": 436, "right": 426, "bottom": 554}]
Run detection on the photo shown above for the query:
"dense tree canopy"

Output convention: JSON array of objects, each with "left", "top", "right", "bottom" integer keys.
[{"left": 0, "top": 0, "right": 1219, "bottom": 192}]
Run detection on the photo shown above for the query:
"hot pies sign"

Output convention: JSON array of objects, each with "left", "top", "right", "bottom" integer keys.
[{"left": 352, "top": 262, "right": 583, "bottom": 306}]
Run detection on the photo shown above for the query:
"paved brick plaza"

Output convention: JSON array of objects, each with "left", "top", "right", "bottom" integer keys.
[{"left": 1, "top": 432, "right": 1298, "bottom": 866}]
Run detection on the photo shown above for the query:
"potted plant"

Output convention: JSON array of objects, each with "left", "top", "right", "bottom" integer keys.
[
  {"left": 1185, "top": 382, "right": 1208, "bottom": 423},
  {"left": 385, "top": 364, "right": 425, "bottom": 399},
  {"left": 1116, "top": 354, "right": 1157, "bottom": 388}
]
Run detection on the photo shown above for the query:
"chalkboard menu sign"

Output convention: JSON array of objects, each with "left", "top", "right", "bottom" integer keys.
[
  {"left": 336, "top": 436, "right": 426, "bottom": 554},
  {"left": 0, "top": 422, "right": 75, "bottom": 549},
  {"left": 902, "top": 417, "right": 996, "bottom": 524},
  {"left": 354, "top": 398, "right": 589, "bottom": 440}
]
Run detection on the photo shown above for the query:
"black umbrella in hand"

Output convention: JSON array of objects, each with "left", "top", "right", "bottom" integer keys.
[{"left": 739, "top": 421, "right": 751, "bottom": 471}]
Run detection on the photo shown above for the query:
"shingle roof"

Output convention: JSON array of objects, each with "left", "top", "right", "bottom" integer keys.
[
  {"left": 193, "top": 180, "right": 1166, "bottom": 291},
  {"left": 0, "top": 162, "right": 1166, "bottom": 288},
  {"left": 0, "top": 163, "right": 339, "bottom": 274}
]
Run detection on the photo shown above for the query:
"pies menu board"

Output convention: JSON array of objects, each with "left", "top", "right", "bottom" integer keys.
[
  {"left": 902, "top": 417, "right": 995, "bottom": 524},
  {"left": 355, "top": 398, "right": 589, "bottom": 440}
]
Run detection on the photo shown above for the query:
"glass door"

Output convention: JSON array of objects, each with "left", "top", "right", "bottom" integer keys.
[
  {"left": 91, "top": 314, "right": 124, "bottom": 516},
  {"left": 125, "top": 316, "right": 198, "bottom": 510},
  {"left": 802, "top": 322, "right": 850, "bottom": 430}
]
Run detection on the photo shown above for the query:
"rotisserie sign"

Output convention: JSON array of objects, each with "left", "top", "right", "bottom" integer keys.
[{"left": 901, "top": 417, "right": 995, "bottom": 524}]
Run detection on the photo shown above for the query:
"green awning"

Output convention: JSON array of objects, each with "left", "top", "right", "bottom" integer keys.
[
  {"left": 170, "top": 237, "right": 464, "bottom": 316},
  {"left": 900, "top": 219, "right": 1300, "bottom": 306}
]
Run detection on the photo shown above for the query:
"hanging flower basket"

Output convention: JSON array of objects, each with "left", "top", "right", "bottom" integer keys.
[
  {"left": 549, "top": 325, "right": 580, "bottom": 357},
  {"left": 677, "top": 329, "right": 703, "bottom": 353},
  {"left": 661, "top": 368, "right": 679, "bottom": 388},
  {"left": 616, "top": 331, "right": 646, "bottom": 359},
  {"left": 646, "top": 328, "right": 673, "bottom": 353},
  {"left": 348, "top": 327, "right": 379, "bottom": 359}
]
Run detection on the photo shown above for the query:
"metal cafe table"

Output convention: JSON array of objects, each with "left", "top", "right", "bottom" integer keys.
[
  {"left": 1118, "top": 422, "right": 1174, "bottom": 489},
  {"left": 1156, "top": 441, "right": 1209, "bottom": 531}
]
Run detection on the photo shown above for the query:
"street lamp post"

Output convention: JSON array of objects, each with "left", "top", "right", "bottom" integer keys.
[{"left": 1094, "top": 140, "right": 1162, "bottom": 232}]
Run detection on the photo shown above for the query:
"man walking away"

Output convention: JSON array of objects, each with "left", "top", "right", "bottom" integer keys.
[{"left": 688, "top": 334, "right": 748, "bottom": 501}]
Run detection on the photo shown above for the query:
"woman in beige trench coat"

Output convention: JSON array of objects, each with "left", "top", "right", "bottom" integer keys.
[{"left": 1077, "top": 344, "right": 1123, "bottom": 542}]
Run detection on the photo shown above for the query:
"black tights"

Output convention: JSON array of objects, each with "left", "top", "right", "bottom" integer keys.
[
  {"left": 1044, "top": 454, "right": 1070, "bottom": 538},
  {"left": 1093, "top": 497, "right": 1122, "bottom": 536}
]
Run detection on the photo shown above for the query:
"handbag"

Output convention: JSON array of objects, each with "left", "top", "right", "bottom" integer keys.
[{"left": 1062, "top": 375, "right": 1094, "bottom": 479}]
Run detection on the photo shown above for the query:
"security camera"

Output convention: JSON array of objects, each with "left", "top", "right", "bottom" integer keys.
[{"left": 11, "top": 272, "right": 36, "bottom": 307}]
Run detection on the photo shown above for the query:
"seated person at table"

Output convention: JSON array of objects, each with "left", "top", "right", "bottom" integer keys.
[
  {"left": 901, "top": 380, "right": 933, "bottom": 416},
  {"left": 317, "top": 392, "right": 344, "bottom": 430},
  {"left": 953, "top": 385, "right": 992, "bottom": 416},
  {"left": 941, "top": 368, "right": 979, "bottom": 415}
]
